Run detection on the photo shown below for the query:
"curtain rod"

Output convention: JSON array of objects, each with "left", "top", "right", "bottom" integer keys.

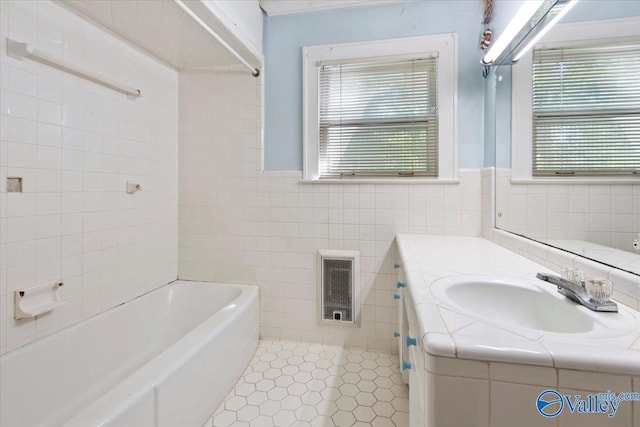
[
  {"left": 6, "top": 38, "right": 142, "bottom": 100},
  {"left": 173, "top": 0, "right": 260, "bottom": 77}
]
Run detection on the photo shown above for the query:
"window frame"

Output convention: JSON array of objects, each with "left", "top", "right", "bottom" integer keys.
[
  {"left": 303, "top": 34, "right": 458, "bottom": 182},
  {"left": 511, "top": 16, "right": 640, "bottom": 183}
]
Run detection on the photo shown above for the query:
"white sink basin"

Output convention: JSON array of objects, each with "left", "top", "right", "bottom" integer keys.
[{"left": 430, "top": 276, "right": 635, "bottom": 336}]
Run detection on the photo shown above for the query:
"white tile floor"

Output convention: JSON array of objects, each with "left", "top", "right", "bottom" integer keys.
[{"left": 205, "top": 340, "right": 409, "bottom": 427}]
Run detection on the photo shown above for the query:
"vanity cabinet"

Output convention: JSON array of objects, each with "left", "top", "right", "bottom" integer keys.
[
  {"left": 405, "top": 298, "right": 426, "bottom": 427},
  {"left": 396, "top": 263, "right": 426, "bottom": 427},
  {"left": 395, "top": 234, "right": 640, "bottom": 427}
]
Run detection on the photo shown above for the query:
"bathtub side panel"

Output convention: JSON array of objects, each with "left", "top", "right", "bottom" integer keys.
[
  {"left": 0, "top": 289, "right": 164, "bottom": 427},
  {"left": 62, "top": 284, "right": 259, "bottom": 427},
  {"left": 101, "top": 392, "right": 156, "bottom": 427},
  {"left": 156, "top": 287, "right": 260, "bottom": 427}
]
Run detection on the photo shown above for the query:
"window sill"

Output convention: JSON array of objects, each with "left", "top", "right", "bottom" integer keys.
[
  {"left": 510, "top": 177, "right": 640, "bottom": 185},
  {"left": 300, "top": 178, "right": 461, "bottom": 185}
]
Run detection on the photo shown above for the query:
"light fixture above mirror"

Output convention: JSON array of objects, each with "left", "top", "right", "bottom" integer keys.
[{"left": 481, "top": 0, "right": 579, "bottom": 66}]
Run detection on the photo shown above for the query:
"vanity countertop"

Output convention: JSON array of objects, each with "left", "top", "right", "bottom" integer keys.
[{"left": 396, "top": 234, "right": 640, "bottom": 375}]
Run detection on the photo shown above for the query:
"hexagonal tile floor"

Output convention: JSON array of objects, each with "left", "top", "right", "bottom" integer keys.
[{"left": 203, "top": 340, "right": 409, "bottom": 427}]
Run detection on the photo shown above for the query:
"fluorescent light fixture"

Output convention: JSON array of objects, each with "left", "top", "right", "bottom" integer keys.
[
  {"left": 511, "top": 0, "right": 580, "bottom": 62},
  {"left": 481, "top": 0, "right": 579, "bottom": 66},
  {"left": 481, "top": 0, "right": 544, "bottom": 66}
]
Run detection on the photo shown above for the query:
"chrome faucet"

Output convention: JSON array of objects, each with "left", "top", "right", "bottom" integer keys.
[{"left": 536, "top": 271, "right": 618, "bottom": 312}]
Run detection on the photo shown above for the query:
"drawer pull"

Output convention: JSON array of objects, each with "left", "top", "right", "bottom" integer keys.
[
  {"left": 394, "top": 263, "right": 401, "bottom": 269},
  {"left": 401, "top": 359, "right": 412, "bottom": 371},
  {"left": 405, "top": 336, "right": 417, "bottom": 347},
  {"left": 393, "top": 331, "right": 400, "bottom": 338},
  {"left": 393, "top": 293, "right": 401, "bottom": 300},
  {"left": 396, "top": 281, "right": 406, "bottom": 289}
]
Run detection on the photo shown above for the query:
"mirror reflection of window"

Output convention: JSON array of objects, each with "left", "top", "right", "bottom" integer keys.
[
  {"left": 532, "top": 41, "right": 640, "bottom": 177},
  {"left": 492, "top": 8, "right": 640, "bottom": 275}
]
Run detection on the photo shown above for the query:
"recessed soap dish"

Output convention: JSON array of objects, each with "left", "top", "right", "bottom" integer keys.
[{"left": 14, "top": 282, "right": 64, "bottom": 320}]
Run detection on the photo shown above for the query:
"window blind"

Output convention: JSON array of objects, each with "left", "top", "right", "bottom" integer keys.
[
  {"left": 318, "top": 56, "right": 438, "bottom": 178},
  {"left": 532, "top": 41, "right": 640, "bottom": 176}
]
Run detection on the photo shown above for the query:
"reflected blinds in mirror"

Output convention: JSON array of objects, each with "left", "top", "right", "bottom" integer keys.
[
  {"left": 532, "top": 41, "right": 640, "bottom": 176},
  {"left": 318, "top": 56, "right": 438, "bottom": 178}
]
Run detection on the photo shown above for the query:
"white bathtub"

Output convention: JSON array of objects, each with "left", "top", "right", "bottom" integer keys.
[{"left": 0, "top": 280, "right": 259, "bottom": 427}]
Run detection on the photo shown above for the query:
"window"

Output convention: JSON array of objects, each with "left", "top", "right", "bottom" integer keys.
[
  {"left": 511, "top": 17, "right": 640, "bottom": 181},
  {"left": 532, "top": 41, "right": 640, "bottom": 176},
  {"left": 318, "top": 56, "right": 438, "bottom": 177},
  {"left": 303, "top": 34, "right": 458, "bottom": 181}
]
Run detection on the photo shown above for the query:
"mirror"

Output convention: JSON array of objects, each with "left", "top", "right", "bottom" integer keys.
[{"left": 492, "top": 1, "right": 640, "bottom": 276}]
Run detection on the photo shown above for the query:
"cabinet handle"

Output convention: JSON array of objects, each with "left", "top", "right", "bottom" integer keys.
[
  {"left": 393, "top": 332, "right": 400, "bottom": 338},
  {"left": 394, "top": 263, "right": 401, "bottom": 269},
  {"left": 393, "top": 293, "right": 401, "bottom": 300},
  {"left": 401, "top": 359, "right": 412, "bottom": 371},
  {"left": 405, "top": 336, "right": 417, "bottom": 347},
  {"left": 396, "top": 281, "right": 406, "bottom": 289}
]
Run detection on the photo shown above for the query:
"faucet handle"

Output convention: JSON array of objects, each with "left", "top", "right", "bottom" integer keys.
[
  {"left": 585, "top": 278, "right": 614, "bottom": 303},
  {"left": 571, "top": 269, "right": 584, "bottom": 285},
  {"left": 562, "top": 268, "right": 584, "bottom": 285}
]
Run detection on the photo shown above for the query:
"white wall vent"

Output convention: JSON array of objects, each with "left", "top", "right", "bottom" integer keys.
[{"left": 318, "top": 249, "right": 360, "bottom": 326}]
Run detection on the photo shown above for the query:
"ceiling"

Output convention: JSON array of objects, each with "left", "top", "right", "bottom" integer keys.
[
  {"left": 58, "top": 0, "right": 401, "bottom": 71},
  {"left": 259, "top": 0, "right": 402, "bottom": 16},
  {"left": 59, "top": 0, "right": 258, "bottom": 71}
]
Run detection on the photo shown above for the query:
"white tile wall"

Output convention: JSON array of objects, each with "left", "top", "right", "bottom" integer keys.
[
  {"left": 423, "top": 355, "right": 639, "bottom": 427},
  {"left": 0, "top": 0, "right": 179, "bottom": 355},
  {"left": 424, "top": 370, "right": 490, "bottom": 427},
  {"left": 490, "top": 382, "right": 557, "bottom": 427},
  {"left": 495, "top": 169, "right": 640, "bottom": 254},
  {"left": 178, "top": 71, "right": 482, "bottom": 353}
]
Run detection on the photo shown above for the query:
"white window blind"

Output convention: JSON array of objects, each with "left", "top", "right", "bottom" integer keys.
[
  {"left": 318, "top": 56, "right": 438, "bottom": 178},
  {"left": 532, "top": 41, "right": 640, "bottom": 176}
]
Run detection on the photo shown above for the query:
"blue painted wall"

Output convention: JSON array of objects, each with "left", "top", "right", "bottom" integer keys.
[{"left": 263, "top": 1, "right": 486, "bottom": 170}]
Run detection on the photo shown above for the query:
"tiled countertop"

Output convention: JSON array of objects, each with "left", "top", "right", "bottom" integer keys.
[{"left": 396, "top": 234, "right": 640, "bottom": 376}]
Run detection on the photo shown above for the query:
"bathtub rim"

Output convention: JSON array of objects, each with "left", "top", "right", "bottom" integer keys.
[{"left": 0, "top": 279, "right": 258, "bottom": 358}]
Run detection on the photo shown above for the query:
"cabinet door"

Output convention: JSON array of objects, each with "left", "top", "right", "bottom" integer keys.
[
  {"left": 408, "top": 340, "right": 426, "bottom": 427},
  {"left": 404, "top": 293, "right": 426, "bottom": 426},
  {"left": 399, "top": 295, "right": 410, "bottom": 384},
  {"left": 396, "top": 265, "right": 410, "bottom": 383}
]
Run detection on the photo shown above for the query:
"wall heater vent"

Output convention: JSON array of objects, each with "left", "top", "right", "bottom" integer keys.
[{"left": 318, "top": 250, "right": 360, "bottom": 326}]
